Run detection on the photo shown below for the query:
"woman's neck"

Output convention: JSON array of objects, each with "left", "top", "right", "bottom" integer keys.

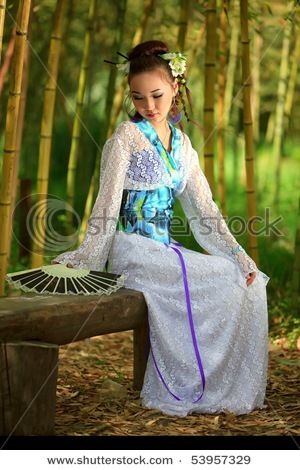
[{"left": 150, "top": 120, "right": 172, "bottom": 151}]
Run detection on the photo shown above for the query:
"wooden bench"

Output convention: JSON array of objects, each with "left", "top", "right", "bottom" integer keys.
[{"left": 0, "top": 289, "right": 148, "bottom": 436}]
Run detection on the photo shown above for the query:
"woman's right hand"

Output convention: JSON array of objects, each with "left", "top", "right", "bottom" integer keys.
[
  {"left": 245, "top": 272, "right": 256, "bottom": 287},
  {"left": 52, "top": 261, "right": 73, "bottom": 268}
]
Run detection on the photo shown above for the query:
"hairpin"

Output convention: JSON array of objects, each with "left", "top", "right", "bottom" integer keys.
[
  {"left": 117, "top": 52, "right": 128, "bottom": 60},
  {"left": 104, "top": 51, "right": 130, "bottom": 74}
]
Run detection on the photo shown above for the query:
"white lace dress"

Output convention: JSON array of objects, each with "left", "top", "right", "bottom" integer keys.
[{"left": 53, "top": 120, "right": 269, "bottom": 417}]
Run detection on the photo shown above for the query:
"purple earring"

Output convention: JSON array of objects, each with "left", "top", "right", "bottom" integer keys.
[
  {"left": 168, "top": 111, "right": 182, "bottom": 125},
  {"left": 168, "top": 97, "right": 182, "bottom": 125}
]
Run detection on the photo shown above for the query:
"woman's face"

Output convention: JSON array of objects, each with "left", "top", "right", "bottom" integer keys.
[{"left": 129, "top": 70, "right": 178, "bottom": 129}]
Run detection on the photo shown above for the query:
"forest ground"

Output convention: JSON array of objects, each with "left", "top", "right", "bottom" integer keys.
[{"left": 55, "top": 331, "right": 300, "bottom": 438}]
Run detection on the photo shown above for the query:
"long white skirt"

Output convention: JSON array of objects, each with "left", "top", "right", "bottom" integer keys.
[{"left": 110, "top": 230, "right": 269, "bottom": 418}]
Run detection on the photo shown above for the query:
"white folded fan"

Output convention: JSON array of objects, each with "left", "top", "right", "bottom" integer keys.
[{"left": 6, "top": 264, "right": 125, "bottom": 296}]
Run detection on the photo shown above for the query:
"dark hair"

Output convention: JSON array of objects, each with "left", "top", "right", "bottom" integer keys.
[
  {"left": 127, "top": 40, "right": 173, "bottom": 84},
  {"left": 126, "top": 40, "right": 198, "bottom": 129}
]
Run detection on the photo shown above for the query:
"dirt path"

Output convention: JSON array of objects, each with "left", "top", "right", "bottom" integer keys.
[{"left": 55, "top": 331, "right": 300, "bottom": 437}]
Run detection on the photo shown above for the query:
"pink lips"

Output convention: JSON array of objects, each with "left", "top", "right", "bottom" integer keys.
[{"left": 147, "top": 113, "right": 157, "bottom": 118}]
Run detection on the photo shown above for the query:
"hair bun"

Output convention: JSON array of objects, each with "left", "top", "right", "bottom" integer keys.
[{"left": 128, "top": 40, "right": 169, "bottom": 60}]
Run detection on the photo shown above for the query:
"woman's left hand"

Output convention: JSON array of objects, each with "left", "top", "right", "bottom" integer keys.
[{"left": 245, "top": 272, "right": 256, "bottom": 287}]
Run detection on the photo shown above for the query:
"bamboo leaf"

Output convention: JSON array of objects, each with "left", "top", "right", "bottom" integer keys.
[{"left": 264, "top": 3, "right": 273, "bottom": 15}]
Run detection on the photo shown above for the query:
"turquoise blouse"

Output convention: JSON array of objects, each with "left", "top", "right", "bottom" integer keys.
[{"left": 118, "top": 119, "right": 181, "bottom": 245}]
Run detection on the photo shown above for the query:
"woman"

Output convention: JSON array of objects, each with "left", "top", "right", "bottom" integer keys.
[{"left": 53, "top": 40, "right": 269, "bottom": 417}]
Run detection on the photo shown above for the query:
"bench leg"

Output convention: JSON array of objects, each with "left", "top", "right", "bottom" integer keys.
[
  {"left": 0, "top": 341, "right": 58, "bottom": 436},
  {"left": 133, "top": 321, "right": 149, "bottom": 390}
]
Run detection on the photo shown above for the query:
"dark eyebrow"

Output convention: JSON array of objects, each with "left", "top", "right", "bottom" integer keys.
[{"left": 131, "top": 89, "right": 162, "bottom": 94}]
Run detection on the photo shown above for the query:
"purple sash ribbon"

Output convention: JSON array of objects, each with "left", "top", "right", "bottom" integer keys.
[{"left": 150, "top": 241, "right": 206, "bottom": 403}]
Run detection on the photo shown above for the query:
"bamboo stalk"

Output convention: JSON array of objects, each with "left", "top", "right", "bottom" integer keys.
[
  {"left": 265, "top": 111, "right": 274, "bottom": 144},
  {"left": 224, "top": 3, "right": 243, "bottom": 192},
  {"left": 131, "top": 0, "right": 154, "bottom": 50},
  {"left": 0, "top": 0, "right": 6, "bottom": 62},
  {"left": 224, "top": 0, "right": 239, "bottom": 128},
  {"left": 239, "top": 0, "right": 259, "bottom": 265},
  {"left": 203, "top": 0, "right": 217, "bottom": 197},
  {"left": 31, "top": 0, "right": 67, "bottom": 268},
  {"left": 284, "top": 26, "right": 300, "bottom": 133},
  {"left": 217, "top": 0, "right": 228, "bottom": 215},
  {"left": 186, "top": 22, "right": 205, "bottom": 76},
  {"left": 8, "top": 1, "right": 34, "bottom": 265},
  {"left": 177, "top": 0, "right": 191, "bottom": 51},
  {"left": 273, "top": 3, "right": 294, "bottom": 207},
  {"left": 251, "top": 24, "right": 262, "bottom": 143},
  {"left": 0, "top": 27, "right": 16, "bottom": 95},
  {"left": 65, "top": 0, "right": 97, "bottom": 233},
  {"left": 0, "top": 0, "right": 32, "bottom": 297}
]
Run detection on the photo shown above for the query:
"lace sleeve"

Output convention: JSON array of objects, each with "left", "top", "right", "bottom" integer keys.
[
  {"left": 178, "top": 137, "right": 257, "bottom": 276},
  {"left": 51, "top": 122, "right": 132, "bottom": 270}
]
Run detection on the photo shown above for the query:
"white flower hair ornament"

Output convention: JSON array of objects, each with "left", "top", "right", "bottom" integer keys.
[
  {"left": 158, "top": 52, "right": 187, "bottom": 78},
  {"left": 104, "top": 51, "right": 187, "bottom": 80},
  {"left": 116, "top": 61, "right": 130, "bottom": 74}
]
